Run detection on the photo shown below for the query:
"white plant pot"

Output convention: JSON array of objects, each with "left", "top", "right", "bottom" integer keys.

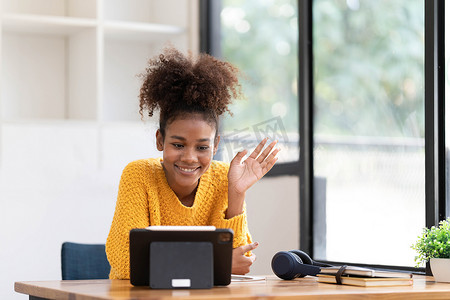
[{"left": 430, "top": 258, "right": 450, "bottom": 283}]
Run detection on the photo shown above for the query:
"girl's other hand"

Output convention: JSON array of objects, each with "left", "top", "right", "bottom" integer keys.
[{"left": 232, "top": 242, "right": 259, "bottom": 275}]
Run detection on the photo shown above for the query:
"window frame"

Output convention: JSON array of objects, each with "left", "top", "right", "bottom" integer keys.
[
  {"left": 424, "top": 0, "right": 446, "bottom": 275},
  {"left": 200, "top": 0, "right": 446, "bottom": 274},
  {"left": 300, "top": 0, "right": 445, "bottom": 274}
]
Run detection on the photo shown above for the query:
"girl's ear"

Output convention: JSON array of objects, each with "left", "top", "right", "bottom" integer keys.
[
  {"left": 156, "top": 129, "right": 164, "bottom": 151},
  {"left": 213, "top": 135, "right": 220, "bottom": 155}
]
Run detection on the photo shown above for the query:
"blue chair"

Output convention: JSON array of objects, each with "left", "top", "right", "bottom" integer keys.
[{"left": 61, "top": 242, "right": 110, "bottom": 280}]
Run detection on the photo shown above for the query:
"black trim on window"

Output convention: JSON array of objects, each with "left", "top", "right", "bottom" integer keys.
[
  {"left": 266, "top": 162, "right": 301, "bottom": 177},
  {"left": 199, "top": 0, "right": 222, "bottom": 55},
  {"left": 424, "top": 0, "right": 446, "bottom": 275},
  {"left": 298, "top": 0, "right": 314, "bottom": 256}
]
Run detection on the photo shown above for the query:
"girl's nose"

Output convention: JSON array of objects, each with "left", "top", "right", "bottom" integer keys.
[{"left": 181, "top": 148, "right": 197, "bottom": 162}]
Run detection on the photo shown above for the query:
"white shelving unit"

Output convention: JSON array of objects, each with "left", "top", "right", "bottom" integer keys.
[
  {"left": 1, "top": 0, "right": 198, "bottom": 122},
  {"left": 0, "top": 0, "right": 199, "bottom": 162},
  {"left": 0, "top": 3, "right": 198, "bottom": 297}
]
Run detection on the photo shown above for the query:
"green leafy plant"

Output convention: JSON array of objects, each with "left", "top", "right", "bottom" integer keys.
[{"left": 411, "top": 218, "right": 450, "bottom": 267}]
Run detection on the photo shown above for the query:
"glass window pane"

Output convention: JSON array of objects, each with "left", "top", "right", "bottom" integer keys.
[
  {"left": 313, "top": 0, "right": 425, "bottom": 266},
  {"left": 219, "top": 0, "right": 299, "bottom": 163}
]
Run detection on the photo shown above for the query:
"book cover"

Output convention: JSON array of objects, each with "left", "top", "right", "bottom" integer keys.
[
  {"left": 317, "top": 274, "right": 413, "bottom": 287},
  {"left": 320, "top": 266, "right": 412, "bottom": 279}
]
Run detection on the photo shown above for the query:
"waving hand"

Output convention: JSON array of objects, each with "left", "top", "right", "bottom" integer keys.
[{"left": 228, "top": 138, "right": 280, "bottom": 195}]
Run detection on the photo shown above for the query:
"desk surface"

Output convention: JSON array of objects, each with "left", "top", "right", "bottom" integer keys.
[{"left": 14, "top": 275, "right": 450, "bottom": 300}]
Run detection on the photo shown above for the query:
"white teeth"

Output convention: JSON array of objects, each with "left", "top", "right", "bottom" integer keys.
[{"left": 178, "top": 166, "right": 197, "bottom": 172}]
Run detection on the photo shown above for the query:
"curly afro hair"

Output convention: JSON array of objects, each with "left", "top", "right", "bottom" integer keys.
[{"left": 139, "top": 47, "right": 242, "bottom": 138}]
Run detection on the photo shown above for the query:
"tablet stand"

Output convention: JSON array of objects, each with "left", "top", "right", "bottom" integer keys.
[{"left": 149, "top": 241, "right": 213, "bottom": 289}]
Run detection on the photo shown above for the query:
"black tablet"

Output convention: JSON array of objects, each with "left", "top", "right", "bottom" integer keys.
[{"left": 129, "top": 226, "right": 233, "bottom": 287}]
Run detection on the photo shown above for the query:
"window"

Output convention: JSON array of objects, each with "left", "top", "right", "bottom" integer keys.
[
  {"left": 312, "top": 0, "right": 425, "bottom": 266},
  {"left": 203, "top": 0, "right": 446, "bottom": 272}
]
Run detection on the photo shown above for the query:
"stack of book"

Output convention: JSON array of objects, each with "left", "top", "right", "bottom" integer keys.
[{"left": 317, "top": 266, "right": 413, "bottom": 287}]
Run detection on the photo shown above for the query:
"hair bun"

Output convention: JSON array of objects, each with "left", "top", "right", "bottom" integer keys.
[{"left": 139, "top": 47, "right": 242, "bottom": 119}]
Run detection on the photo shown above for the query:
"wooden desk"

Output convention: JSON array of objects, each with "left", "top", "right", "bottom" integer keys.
[{"left": 15, "top": 275, "right": 450, "bottom": 300}]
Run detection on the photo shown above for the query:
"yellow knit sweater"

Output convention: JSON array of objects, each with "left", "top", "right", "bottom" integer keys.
[{"left": 105, "top": 158, "right": 252, "bottom": 279}]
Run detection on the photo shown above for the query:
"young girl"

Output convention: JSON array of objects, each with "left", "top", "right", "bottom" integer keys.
[{"left": 106, "top": 47, "right": 279, "bottom": 278}]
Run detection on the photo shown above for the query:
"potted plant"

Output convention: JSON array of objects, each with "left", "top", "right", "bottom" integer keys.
[{"left": 411, "top": 218, "right": 450, "bottom": 282}]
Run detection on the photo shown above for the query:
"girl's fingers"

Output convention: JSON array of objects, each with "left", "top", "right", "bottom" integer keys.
[
  {"left": 260, "top": 148, "right": 280, "bottom": 173},
  {"left": 264, "top": 147, "right": 280, "bottom": 165},
  {"left": 263, "top": 155, "right": 279, "bottom": 173},
  {"left": 248, "top": 138, "right": 268, "bottom": 160},
  {"left": 231, "top": 149, "right": 248, "bottom": 165},
  {"left": 237, "top": 138, "right": 280, "bottom": 168},
  {"left": 238, "top": 242, "right": 259, "bottom": 254},
  {"left": 256, "top": 140, "right": 278, "bottom": 163}
]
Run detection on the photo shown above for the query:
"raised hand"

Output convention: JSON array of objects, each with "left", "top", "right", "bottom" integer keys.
[
  {"left": 228, "top": 138, "right": 280, "bottom": 195},
  {"left": 226, "top": 138, "right": 280, "bottom": 219}
]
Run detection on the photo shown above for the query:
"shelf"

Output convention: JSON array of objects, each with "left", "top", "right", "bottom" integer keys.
[
  {"left": 0, "top": 119, "right": 99, "bottom": 126},
  {"left": 103, "top": 20, "right": 185, "bottom": 42},
  {"left": 2, "top": 28, "right": 97, "bottom": 120},
  {"left": 2, "top": 0, "right": 97, "bottom": 18},
  {"left": 2, "top": 14, "right": 97, "bottom": 36},
  {"left": 103, "top": 0, "right": 186, "bottom": 25}
]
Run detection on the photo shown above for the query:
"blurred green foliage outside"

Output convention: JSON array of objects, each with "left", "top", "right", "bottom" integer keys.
[{"left": 221, "top": 0, "right": 424, "bottom": 138}]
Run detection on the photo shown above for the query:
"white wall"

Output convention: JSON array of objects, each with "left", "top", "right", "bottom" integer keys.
[
  {"left": 0, "top": 121, "right": 158, "bottom": 299},
  {"left": 246, "top": 176, "right": 300, "bottom": 276},
  {"left": 0, "top": 122, "right": 299, "bottom": 299}
]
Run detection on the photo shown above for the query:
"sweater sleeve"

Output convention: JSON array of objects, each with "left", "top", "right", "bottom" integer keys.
[
  {"left": 106, "top": 161, "right": 150, "bottom": 279},
  {"left": 207, "top": 161, "right": 253, "bottom": 249},
  {"left": 211, "top": 203, "right": 252, "bottom": 249}
]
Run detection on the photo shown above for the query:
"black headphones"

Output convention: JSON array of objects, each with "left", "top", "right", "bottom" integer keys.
[{"left": 271, "top": 250, "right": 333, "bottom": 280}]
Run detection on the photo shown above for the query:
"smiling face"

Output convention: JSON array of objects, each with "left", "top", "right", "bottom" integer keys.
[{"left": 156, "top": 114, "right": 220, "bottom": 198}]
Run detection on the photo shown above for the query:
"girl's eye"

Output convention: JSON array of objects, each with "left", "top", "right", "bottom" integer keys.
[
  {"left": 198, "top": 146, "right": 209, "bottom": 151},
  {"left": 173, "top": 144, "right": 183, "bottom": 148}
]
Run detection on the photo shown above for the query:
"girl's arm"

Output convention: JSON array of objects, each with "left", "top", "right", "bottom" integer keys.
[
  {"left": 226, "top": 138, "right": 280, "bottom": 219},
  {"left": 223, "top": 140, "right": 279, "bottom": 274},
  {"left": 210, "top": 204, "right": 255, "bottom": 274}
]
